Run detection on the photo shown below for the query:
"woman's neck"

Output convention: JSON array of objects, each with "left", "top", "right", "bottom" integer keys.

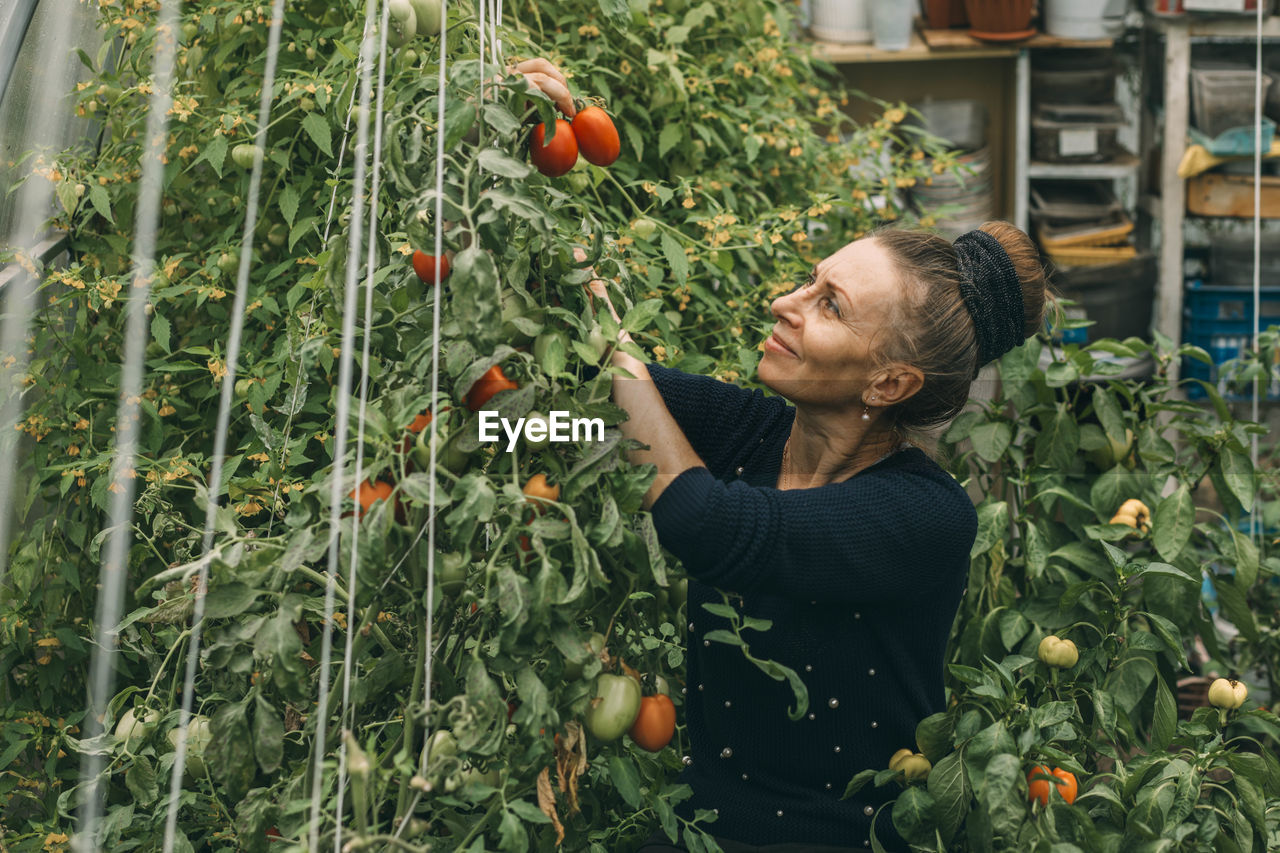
[{"left": 781, "top": 412, "right": 904, "bottom": 489}]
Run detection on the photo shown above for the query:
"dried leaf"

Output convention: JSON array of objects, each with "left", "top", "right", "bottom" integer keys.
[
  {"left": 537, "top": 767, "right": 564, "bottom": 845},
  {"left": 555, "top": 721, "right": 589, "bottom": 815},
  {"left": 620, "top": 659, "right": 642, "bottom": 683}
]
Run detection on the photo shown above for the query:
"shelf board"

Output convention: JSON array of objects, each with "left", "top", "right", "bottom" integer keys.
[
  {"left": 808, "top": 20, "right": 1111, "bottom": 63},
  {"left": 1145, "top": 13, "right": 1280, "bottom": 38},
  {"left": 1029, "top": 152, "right": 1142, "bottom": 179}
]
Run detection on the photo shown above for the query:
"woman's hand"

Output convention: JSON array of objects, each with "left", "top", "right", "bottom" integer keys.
[{"left": 510, "top": 58, "right": 576, "bottom": 119}]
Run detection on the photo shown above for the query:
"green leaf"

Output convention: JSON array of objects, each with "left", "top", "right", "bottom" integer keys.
[
  {"left": 253, "top": 694, "right": 283, "bottom": 774},
  {"left": 1220, "top": 447, "right": 1256, "bottom": 512},
  {"left": 915, "top": 714, "right": 953, "bottom": 764},
  {"left": 660, "top": 233, "right": 689, "bottom": 285},
  {"left": 279, "top": 184, "right": 299, "bottom": 228},
  {"left": 208, "top": 700, "right": 254, "bottom": 802},
  {"left": 658, "top": 124, "right": 683, "bottom": 159},
  {"left": 1092, "top": 386, "right": 1127, "bottom": 446},
  {"left": 1213, "top": 576, "right": 1259, "bottom": 643},
  {"left": 969, "top": 420, "right": 1012, "bottom": 463},
  {"left": 621, "top": 299, "right": 664, "bottom": 334},
  {"left": 125, "top": 756, "right": 158, "bottom": 806},
  {"left": 596, "top": 0, "right": 629, "bottom": 22},
  {"left": 203, "top": 582, "right": 259, "bottom": 619},
  {"left": 151, "top": 311, "right": 171, "bottom": 354},
  {"left": 608, "top": 756, "right": 643, "bottom": 807},
  {"left": 1150, "top": 675, "right": 1176, "bottom": 752},
  {"left": 892, "top": 786, "right": 936, "bottom": 844},
  {"left": 196, "top": 133, "right": 228, "bottom": 177},
  {"left": 1230, "top": 524, "right": 1260, "bottom": 589},
  {"left": 926, "top": 750, "right": 968, "bottom": 843},
  {"left": 702, "top": 629, "right": 744, "bottom": 648},
  {"left": 841, "top": 768, "right": 876, "bottom": 799},
  {"left": 302, "top": 113, "right": 333, "bottom": 157},
  {"left": 88, "top": 183, "right": 114, "bottom": 224},
  {"left": 477, "top": 148, "right": 533, "bottom": 179},
  {"left": 1152, "top": 484, "right": 1194, "bottom": 562}
]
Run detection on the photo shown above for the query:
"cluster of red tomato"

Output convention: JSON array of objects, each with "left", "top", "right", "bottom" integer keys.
[{"left": 529, "top": 105, "right": 621, "bottom": 177}]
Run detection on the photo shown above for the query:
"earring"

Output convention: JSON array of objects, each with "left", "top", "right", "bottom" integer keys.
[{"left": 861, "top": 406, "right": 871, "bottom": 421}]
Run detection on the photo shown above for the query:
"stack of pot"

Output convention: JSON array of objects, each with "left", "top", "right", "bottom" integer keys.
[{"left": 908, "top": 99, "right": 995, "bottom": 240}]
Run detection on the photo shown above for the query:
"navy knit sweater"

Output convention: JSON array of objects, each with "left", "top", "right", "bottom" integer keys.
[{"left": 644, "top": 363, "right": 978, "bottom": 850}]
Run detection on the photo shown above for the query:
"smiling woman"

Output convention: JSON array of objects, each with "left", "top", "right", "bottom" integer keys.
[{"left": 583, "top": 221, "right": 1051, "bottom": 851}]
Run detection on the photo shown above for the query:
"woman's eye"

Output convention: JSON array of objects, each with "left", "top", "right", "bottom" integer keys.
[{"left": 823, "top": 296, "right": 840, "bottom": 314}]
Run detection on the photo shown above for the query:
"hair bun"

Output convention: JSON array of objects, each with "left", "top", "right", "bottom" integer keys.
[{"left": 953, "top": 229, "right": 1025, "bottom": 374}]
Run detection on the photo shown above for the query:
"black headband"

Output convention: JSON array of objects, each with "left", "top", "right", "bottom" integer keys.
[{"left": 953, "top": 229, "right": 1025, "bottom": 376}]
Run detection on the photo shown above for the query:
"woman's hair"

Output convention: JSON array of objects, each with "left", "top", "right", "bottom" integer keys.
[{"left": 868, "top": 221, "right": 1055, "bottom": 457}]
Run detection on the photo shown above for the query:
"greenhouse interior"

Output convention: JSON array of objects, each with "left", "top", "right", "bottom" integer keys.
[{"left": 5, "top": 0, "right": 1280, "bottom": 850}]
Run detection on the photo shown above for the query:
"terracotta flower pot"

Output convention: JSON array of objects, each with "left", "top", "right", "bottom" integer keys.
[
  {"left": 924, "top": 0, "right": 969, "bottom": 28},
  {"left": 963, "top": 0, "right": 1034, "bottom": 34}
]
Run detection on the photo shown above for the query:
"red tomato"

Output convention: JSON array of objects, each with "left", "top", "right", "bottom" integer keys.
[
  {"left": 348, "top": 479, "right": 394, "bottom": 518},
  {"left": 398, "top": 410, "right": 433, "bottom": 457},
  {"left": 412, "top": 251, "right": 450, "bottom": 284},
  {"left": 465, "top": 365, "right": 518, "bottom": 411},
  {"left": 1027, "top": 765, "right": 1078, "bottom": 806},
  {"left": 628, "top": 693, "right": 676, "bottom": 752},
  {"left": 529, "top": 120, "right": 578, "bottom": 177},
  {"left": 572, "top": 106, "right": 620, "bottom": 167}
]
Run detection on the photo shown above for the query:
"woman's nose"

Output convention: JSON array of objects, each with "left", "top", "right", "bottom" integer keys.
[{"left": 770, "top": 290, "right": 802, "bottom": 324}]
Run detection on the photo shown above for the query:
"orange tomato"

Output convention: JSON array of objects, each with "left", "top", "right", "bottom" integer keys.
[
  {"left": 412, "top": 251, "right": 450, "bottom": 284},
  {"left": 628, "top": 694, "right": 676, "bottom": 752},
  {"left": 465, "top": 365, "right": 518, "bottom": 411},
  {"left": 1027, "top": 765, "right": 1078, "bottom": 806},
  {"left": 348, "top": 479, "right": 394, "bottom": 518},
  {"left": 529, "top": 119, "right": 578, "bottom": 177},
  {"left": 522, "top": 474, "right": 560, "bottom": 510},
  {"left": 398, "top": 410, "right": 433, "bottom": 457},
  {"left": 572, "top": 106, "right": 621, "bottom": 167}
]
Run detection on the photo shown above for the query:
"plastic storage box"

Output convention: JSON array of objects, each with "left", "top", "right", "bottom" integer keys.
[
  {"left": 1052, "top": 253, "right": 1156, "bottom": 341},
  {"left": 1182, "top": 279, "right": 1280, "bottom": 400},
  {"left": 1192, "top": 66, "right": 1276, "bottom": 139},
  {"left": 1032, "top": 104, "right": 1125, "bottom": 163}
]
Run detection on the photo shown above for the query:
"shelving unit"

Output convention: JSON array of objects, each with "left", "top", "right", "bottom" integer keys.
[{"left": 1142, "top": 13, "right": 1280, "bottom": 368}]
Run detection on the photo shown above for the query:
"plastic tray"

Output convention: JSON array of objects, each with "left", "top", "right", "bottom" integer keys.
[
  {"left": 1030, "top": 180, "right": 1124, "bottom": 223},
  {"left": 1037, "top": 212, "right": 1134, "bottom": 248},
  {"left": 1045, "top": 243, "right": 1137, "bottom": 267}
]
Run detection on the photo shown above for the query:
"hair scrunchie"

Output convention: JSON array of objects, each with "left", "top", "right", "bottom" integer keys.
[{"left": 953, "top": 229, "right": 1025, "bottom": 377}]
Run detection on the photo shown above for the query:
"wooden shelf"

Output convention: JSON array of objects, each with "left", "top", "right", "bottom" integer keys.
[
  {"left": 1145, "top": 13, "right": 1280, "bottom": 38},
  {"left": 808, "top": 20, "right": 1112, "bottom": 64},
  {"left": 1028, "top": 152, "right": 1142, "bottom": 179}
]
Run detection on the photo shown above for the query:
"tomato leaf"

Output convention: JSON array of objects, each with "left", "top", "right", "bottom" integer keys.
[
  {"left": 301, "top": 112, "right": 332, "bottom": 157},
  {"left": 125, "top": 756, "right": 158, "bottom": 806},
  {"left": 477, "top": 149, "right": 533, "bottom": 179},
  {"left": 203, "top": 582, "right": 259, "bottom": 619},
  {"left": 278, "top": 184, "right": 299, "bottom": 229},
  {"left": 253, "top": 694, "right": 283, "bottom": 774},
  {"left": 208, "top": 700, "right": 254, "bottom": 802},
  {"left": 608, "top": 756, "right": 642, "bottom": 807}
]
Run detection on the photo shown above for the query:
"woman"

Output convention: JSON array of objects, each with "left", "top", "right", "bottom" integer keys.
[{"left": 584, "top": 223, "right": 1050, "bottom": 852}]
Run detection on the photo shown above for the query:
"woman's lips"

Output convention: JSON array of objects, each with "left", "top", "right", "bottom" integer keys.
[{"left": 765, "top": 333, "right": 797, "bottom": 357}]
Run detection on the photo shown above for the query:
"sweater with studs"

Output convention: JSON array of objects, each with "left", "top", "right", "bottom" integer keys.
[{"left": 644, "top": 364, "right": 977, "bottom": 851}]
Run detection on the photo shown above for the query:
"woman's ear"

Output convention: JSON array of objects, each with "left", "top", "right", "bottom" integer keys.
[{"left": 868, "top": 366, "right": 925, "bottom": 408}]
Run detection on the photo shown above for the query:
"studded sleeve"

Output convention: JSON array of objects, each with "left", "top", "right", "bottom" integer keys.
[
  {"left": 644, "top": 363, "right": 787, "bottom": 478},
  {"left": 649, "top": 461, "right": 977, "bottom": 604}
]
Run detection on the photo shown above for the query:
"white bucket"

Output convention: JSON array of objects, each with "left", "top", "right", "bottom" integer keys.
[
  {"left": 1043, "top": 0, "right": 1126, "bottom": 40},
  {"left": 809, "top": 0, "right": 871, "bottom": 44},
  {"left": 871, "top": 0, "right": 913, "bottom": 50}
]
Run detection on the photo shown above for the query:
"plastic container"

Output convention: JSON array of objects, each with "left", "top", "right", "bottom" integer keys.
[
  {"left": 1030, "top": 180, "right": 1124, "bottom": 223},
  {"left": 1182, "top": 279, "right": 1280, "bottom": 400},
  {"left": 1209, "top": 233, "right": 1280, "bottom": 288},
  {"left": 871, "top": 0, "right": 913, "bottom": 50},
  {"left": 1032, "top": 104, "right": 1124, "bottom": 163},
  {"left": 907, "top": 98, "right": 988, "bottom": 151},
  {"left": 1192, "top": 66, "right": 1275, "bottom": 139},
  {"left": 1042, "top": 0, "right": 1126, "bottom": 40},
  {"left": 1031, "top": 68, "right": 1116, "bottom": 104},
  {"left": 809, "top": 0, "right": 871, "bottom": 44},
  {"left": 1051, "top": 253, "right": 1156, "bottom": 341}
]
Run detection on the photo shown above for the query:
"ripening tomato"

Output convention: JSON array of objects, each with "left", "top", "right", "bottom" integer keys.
[
  {"left": 628, "top": 693, "right": 676, "bottom": 751},
  {"left": 572, "top": 106, "right": 620, "bottom": 167},
  {"left": 348, "top": 479, "right": 394, "bottom": 518},
  {"left": 1027, "top": 765, "right": 1078, "bottom": 806},
  {"left": 412, "top": 251, "right": 450, "bottom": 284},
  {"left": 399, "top": 410, "right": 433, "bottom": 457},
  {"left": 522, "top": 474, "right": 560, "bottom": 510},
  {"left": 465, "top": 365, "right": 518, "bottom": 411},
  {"left": 529, "top": 119, "right": 578, "bottom": 177}
]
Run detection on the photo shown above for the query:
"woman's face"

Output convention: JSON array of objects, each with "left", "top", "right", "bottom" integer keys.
[{"left": 758, "top": 237, "right": 904, "bottom": 409}]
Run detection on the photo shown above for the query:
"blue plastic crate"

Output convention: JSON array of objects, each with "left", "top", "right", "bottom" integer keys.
[{"left": 1182, "top": 279, "right": 1280, "bottom": 400}]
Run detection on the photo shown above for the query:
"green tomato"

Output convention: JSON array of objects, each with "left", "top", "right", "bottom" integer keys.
[
  {"left": 436, "top": 551, "right": 468, "bottom": 595},
  {"left": 631, "top": 217, "right": 659, "bottom": 241},
  {"left": 181, "top": 22, "right": 199, "bottom": 41},
  {"left": 500, "top": 288, "right": 543, "bottom": 347},
  {"left": 386, "top": 0, "right": 416, "bottom": 48},
  {"left": 231, "top": 143, "right": 261, "bottom": 169},
  {"left": 565, "top": 168, "right": 592, "bottom": 194},
  {"left": 114, "top": 707, "right": 159, "bottom": 747},
  {"left": 401, "top": 48, "right": 419, "bottom": 66},
  {"left": 585, "top": 325, "right": 609, "bottom": 364},
  {"left": 664, "top": 310, "right": 683, "bottom": 329},
  {"left": 563, "top": 631, "right": 607, "bottom": 681},
  {"left": 166, "top": 714, "right": 213, "bottom": 779},
  {"left": 216, "top": 251, "right": 239, "bottom": 275},
  {"left": 648, "top": 674, "right": 671, "bottom": 697},
  {"left": 408, "top": 0, "right": 443, "bottom": 35},
  {"left": 234, "top": 377, "right": 254, "bottom": 399},
  {"left": 522, "top": 411, "right": 552, "bottom": 451},
  {"left": 533, "top": 330, "right": 569, "bottom": 375},
  {"left": 584, "top": 674, "right": 642, "bottom": 741},
  {"left": 413, "top": 424, "right": 472, "bottom": 474},
  {"left": 1036, "top": 636, "right": 1078, "bottom": 669}
]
